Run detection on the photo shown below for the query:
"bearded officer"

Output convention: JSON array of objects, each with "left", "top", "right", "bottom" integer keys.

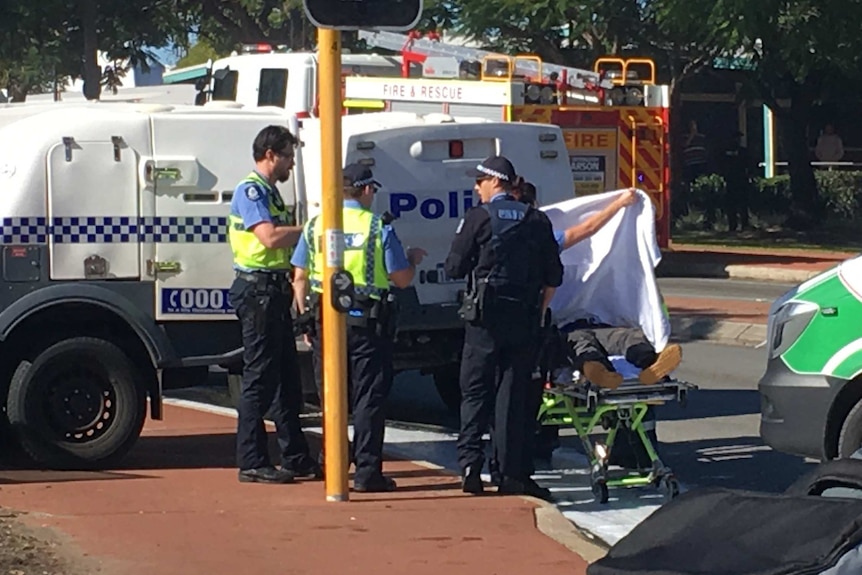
[{"left": 228, "top": 125, "right": 321, "bottom": 484}]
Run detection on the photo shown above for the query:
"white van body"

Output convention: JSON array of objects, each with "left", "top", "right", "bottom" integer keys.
[{"left": 0, "top": 104, "right": 572, "bottom": 469}]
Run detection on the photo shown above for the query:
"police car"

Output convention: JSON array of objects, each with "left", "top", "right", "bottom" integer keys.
[{"left": 0, "top": 103, "right": 572, "bottom": 469}]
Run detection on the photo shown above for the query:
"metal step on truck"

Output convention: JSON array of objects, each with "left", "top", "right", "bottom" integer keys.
[{"left": 0, "top": 102, "right": 573, "bottom": 470}]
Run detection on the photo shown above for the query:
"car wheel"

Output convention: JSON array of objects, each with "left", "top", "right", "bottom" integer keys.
[
  {"left": 6, "top": 337, "right": 146, "bottom": 469},
  {"left": 838, "top": 400, "right": 862, "bottom": 458}
]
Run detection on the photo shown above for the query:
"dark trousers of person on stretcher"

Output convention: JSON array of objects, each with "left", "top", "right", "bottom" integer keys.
[{"left": 566, "top": 325, "right": 683, "bottom": 390}]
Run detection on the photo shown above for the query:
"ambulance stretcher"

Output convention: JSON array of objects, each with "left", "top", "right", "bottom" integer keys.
[{"left": 537, "top": 358, "right": 697, "bottom": 504}]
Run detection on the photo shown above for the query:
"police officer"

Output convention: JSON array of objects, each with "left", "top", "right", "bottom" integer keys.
[
  {"left": 228, "top": 125, "right": 320, "bottom": 484},
  {"left": 507, "top": 180, "right": 639, "bottom": 476},
  {"left": 444, "top": 156, "right": 563, "bottom": 497},
  {"left": 292, "top": 163, "right": 426, "bottom": 492}
]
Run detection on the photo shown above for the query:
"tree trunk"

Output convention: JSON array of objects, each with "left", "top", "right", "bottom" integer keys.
[
  {"left": 776, "top": 78, "right": 821, "bottom": 229},
  {"left": 667, "top": 70, "right": 688, "bottom": 219},
  {"left": 7, "top": 74, "right": 29, "bottom": 102},
  {"left": 80, "top": 0, "right": 101, "bottom": 100},
  {"left": 9, "top": 86, "right": 28, "bottom": 102}
]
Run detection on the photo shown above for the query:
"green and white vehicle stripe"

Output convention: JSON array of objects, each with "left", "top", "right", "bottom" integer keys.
[{"left": 778, "top": 256, "right": 862, "bottom": 379}]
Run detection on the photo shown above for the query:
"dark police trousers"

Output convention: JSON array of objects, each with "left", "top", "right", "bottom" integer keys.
[
  {"left": 229, "top": 273, "right": 312, "bottom": 471},
  {"left": 310, "top": 320, "right": 392, "bottom": 484},
  {"left": 347, "top": 322, "right": 394, "bottom": 485},
  {"left": 457, "top": 300, "right": 535, "bottom": 480}
]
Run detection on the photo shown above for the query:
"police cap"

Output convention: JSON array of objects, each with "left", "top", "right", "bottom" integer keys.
[
  {"left": 344, "top": 163, "right": 381, "bottom": 188},
  {"left": 466, "top": 155, "right": 517, "bottom": 182}
]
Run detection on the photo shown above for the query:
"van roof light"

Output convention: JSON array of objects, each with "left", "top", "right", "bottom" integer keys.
[
  {"left": 356, "top": 141, "right": 375, "bottom": 150},
  {"left": 540, "top": 150, "right": 558, "bottom": 159},
  {"left": 538, "top": 133, "right": 557, "bottom": 142},
  {"left": 241, "top": 43, "right": 273, "bottom": 54}
]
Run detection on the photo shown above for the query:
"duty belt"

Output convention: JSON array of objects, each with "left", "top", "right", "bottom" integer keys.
[{"left": 235, "top": 270, "right": 291, "bottom": 290}]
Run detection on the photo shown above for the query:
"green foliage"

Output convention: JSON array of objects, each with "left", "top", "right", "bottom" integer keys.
[
  {"left": 815, "top": 171, "right": 862, "bottom": 219},
  {"left": 176, "top": 40, "right": 223, "bottom": 68},
  {"left": 0, "top": 0, "right": 191, "bottom": 99},
  {"left": 682, "top": 170, "right": 862, "bottom": 223}
]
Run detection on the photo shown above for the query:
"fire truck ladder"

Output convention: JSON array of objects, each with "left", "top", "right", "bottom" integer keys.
[{"left": 358, "top": 29, "right": 614, "bottom": 91}]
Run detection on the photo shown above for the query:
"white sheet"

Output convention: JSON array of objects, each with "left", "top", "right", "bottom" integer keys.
[{"left": 540, "top": 188, "right": 671, "bottom": 352}]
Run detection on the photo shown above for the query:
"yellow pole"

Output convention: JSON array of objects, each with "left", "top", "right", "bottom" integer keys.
[{"left": 318, "top": 27, "right": 349, "bottom": 502}]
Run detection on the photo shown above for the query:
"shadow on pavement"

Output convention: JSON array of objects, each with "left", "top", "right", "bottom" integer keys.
[
  {"left": 660, "top": 435, "right": 815, "bottom": 493},
  {"left": 654, "top": 388, "right": 760, "bottom": 421},
  {"left": 668, "top": 315, "right": 766, "bottom": 344}
]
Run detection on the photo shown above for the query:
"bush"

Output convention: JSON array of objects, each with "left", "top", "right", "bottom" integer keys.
[
  {"left": 816, "top": 171, "right": 862, "bottom": 219},
  {"left": 674, "top": 170, "right": 862, "bottom": 223}
]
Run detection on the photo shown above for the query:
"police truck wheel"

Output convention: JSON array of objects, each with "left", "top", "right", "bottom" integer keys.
[
  {"left": 432, "top": 364, "right": 461, "bottom": 413},
  {"left": 838, "top": 400, "right": 862, "bottom": 458},
  {"left": 6, "top": 337, "right": 147, "bottom": 469}
]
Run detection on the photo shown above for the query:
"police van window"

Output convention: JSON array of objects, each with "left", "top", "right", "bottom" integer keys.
[
  {"left": 212, "top": 70, "right": 238, "bottom": 101},
  {"left": 258, "top": 68, "right": 289, "bottom": 108}
]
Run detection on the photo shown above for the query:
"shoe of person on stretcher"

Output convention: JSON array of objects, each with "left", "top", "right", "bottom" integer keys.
[
  {"left": 582, "top": 361, "right": 624, "bottom": 390},
  {"left": 638, "top": 344, "right": 683, "bottom": 385}
]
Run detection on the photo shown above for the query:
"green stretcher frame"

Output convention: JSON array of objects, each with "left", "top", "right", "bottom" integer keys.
[{"left": 537, "top": 379, "right": 695, "bottom": 503}]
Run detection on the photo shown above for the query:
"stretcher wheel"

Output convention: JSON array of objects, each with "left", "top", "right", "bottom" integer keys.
[
  {"left": 592, "top": 480, "right": 609, "bottom": 504},
  {"left": 659, "top": 476, "right": 680, "bottom": 501}
]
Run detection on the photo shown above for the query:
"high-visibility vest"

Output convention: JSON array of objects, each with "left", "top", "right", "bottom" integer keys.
[
  {"left": 228, "top": 171, "right": 295, "bottom": 270},
  {"left": 306, "top": 205, "right": 389, "bottom": 299}
]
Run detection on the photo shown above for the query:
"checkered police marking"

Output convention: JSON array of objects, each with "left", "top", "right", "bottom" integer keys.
[
  {"left": 0, "top": 216, "right": 228, "bottom": 244},
  {"left": 1, "top": 217, "right": 48, "bottom": 243},
  {"left": 52, "top": 216, "right": 138, "bottom": 243},
  {"left": 139, "top": 216, "right": 227, "bottom": 243}
]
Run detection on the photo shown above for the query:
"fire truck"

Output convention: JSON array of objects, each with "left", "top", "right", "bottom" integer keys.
[
  {"left": 165, "top": 32, "right": 673, "bottom": 245},
  {"left": 165, "top": 30, "right": 670, "bottom": 248},
  {"left": 351, "top": 30, "right": 673, "bottom": 248}
]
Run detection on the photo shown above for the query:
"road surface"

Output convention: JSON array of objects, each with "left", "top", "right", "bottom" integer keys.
[{"left": 657, "top": 277, "right": 795, "bottom": 303}]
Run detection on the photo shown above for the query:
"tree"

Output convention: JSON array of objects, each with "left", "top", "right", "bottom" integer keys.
[
  {"left": 0, "top": 1, "right": 73, "bottom": 100},
  {"left": 181, "top": 0, "right": 315, "bottom": 53},
  {"left": 0, "top": 0, "right": 191, "bottom": 101},
  {"left": 415, "top": 0, "right": 646, "bottom": 67},
  {"left": 176, "top": 39, "right": 223, "bottom": 68},
  {"left": 732, "top": 0, "right": 862, "bottom": 226},
  {"left": 647, "top": 1, "right": 742, "bottom": 215}
]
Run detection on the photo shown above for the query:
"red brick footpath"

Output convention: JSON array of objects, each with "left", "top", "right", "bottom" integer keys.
[
  {"left": 658, "top": 243, "right": 856, "bottom": 283},
  {"left": 0, "top": 405, "right": 593, "bottom": 575}
]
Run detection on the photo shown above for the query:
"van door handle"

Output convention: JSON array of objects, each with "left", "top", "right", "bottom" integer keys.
[{"left": 147, "top": 259, "right": 182, "bottom": 275}]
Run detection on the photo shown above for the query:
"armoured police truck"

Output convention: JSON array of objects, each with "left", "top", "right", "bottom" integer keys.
[{"left": 0, "top": 103, "right": 572, "bottom": 469}]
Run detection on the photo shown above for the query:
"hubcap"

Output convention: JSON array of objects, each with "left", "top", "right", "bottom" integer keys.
[{"left": 45, "top": 370, "right": 114, "bottom": 442}]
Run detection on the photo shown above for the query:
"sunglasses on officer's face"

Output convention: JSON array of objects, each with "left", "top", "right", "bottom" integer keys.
[
  {"left": 475, "top": 177, "right": 492, "bottom": 185},
  {"left": 270, "top": 148, "right": 294, "bottom": 161}
]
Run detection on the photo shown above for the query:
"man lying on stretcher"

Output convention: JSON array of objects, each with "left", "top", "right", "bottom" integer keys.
[{"left": 516, "top": 181, "right": 682, "bottom": 389}]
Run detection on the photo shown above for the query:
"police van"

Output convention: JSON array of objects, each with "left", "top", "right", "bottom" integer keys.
[
  {"left": 0, "top": 103, "right": 572, "bottom": 469},
  {"left": 299, "top": 112, "right": 573, "bottom": 410}
]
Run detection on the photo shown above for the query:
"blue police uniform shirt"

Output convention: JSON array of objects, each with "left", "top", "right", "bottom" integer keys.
[
  {"left": 230, "top": 169, "right": 277, "bottom": 272},
  {"left": 290, "top": 199, "right": 411, "bottom": 273},
  {"left": 553, "top": 229, "right": 565, "bottom": 252}
]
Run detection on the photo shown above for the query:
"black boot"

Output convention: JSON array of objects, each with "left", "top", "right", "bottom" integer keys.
[{"left": 461, "top": 465, "right": 484, "bottom": 494}]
